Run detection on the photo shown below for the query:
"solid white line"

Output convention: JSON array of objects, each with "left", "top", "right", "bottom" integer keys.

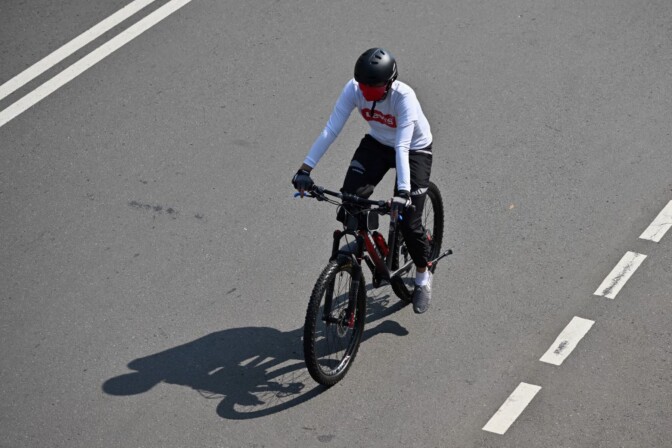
[
  {"left": 539, "top": 317, "right": 595, "bottom": 366},
  {"left": 0, "top": 0, "right": 157, "bottom": 101},
  {"left": 594, "top": 251, "right": 647, "bottom": 299},
  {"left": 639, "top": 200, "right": 672, "bottom": 243},
  {"left": 483, "top": 382, "right": 541, "bottom": 435},
  {"left": 0, "top": 0, "right": 192, "bottom": 129}
]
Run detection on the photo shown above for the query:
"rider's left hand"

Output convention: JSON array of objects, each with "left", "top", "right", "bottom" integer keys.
[
  {"left": 390, "top": 191, "right": 411, "bottom": 215},
  {"left": 292, "top": 169, "right": 314, "bottom": 198}
]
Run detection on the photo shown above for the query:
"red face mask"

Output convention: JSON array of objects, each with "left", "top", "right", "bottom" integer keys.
[{"left": 359, "top": 83, "right": 387, "bottom": 101}]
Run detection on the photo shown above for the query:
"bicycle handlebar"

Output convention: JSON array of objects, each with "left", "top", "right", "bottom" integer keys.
[
  {"left": 311, "top": 186, "right": 388, "bottom": 208},
  {"left": 294, "top": 185, "right": 416, "bottom": 215}
]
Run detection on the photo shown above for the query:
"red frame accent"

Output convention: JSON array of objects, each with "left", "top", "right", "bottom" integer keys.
[{"left": 360, "top": 230, "right": 387, "bottom": 272}]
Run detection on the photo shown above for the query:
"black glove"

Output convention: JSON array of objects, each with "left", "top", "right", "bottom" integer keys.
[
  {"left": 292, "top": 169, "right": 314, "bottom": 194},
  {"left": 391, "top": 190, "right": 411, "bottom": 215}
]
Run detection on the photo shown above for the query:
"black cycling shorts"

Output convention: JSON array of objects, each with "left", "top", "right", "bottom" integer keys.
[{"left": 340, "top": 134, "right": 433, "bottom": 267}]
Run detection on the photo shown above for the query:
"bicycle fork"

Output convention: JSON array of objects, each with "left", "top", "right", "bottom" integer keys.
[
  {"left": 345, "top": 255, "right": 362, "bottom": 329},
  {"left": 321, "top": 254, "right": 361, "bottom": 330},
  {"left": 323, "top": 230, "right": 363, "bottom": 330}
]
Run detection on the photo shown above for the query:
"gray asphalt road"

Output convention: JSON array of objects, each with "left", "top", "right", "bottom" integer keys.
[{"left": 1, "top": 1, "right": 671, "bottom": 447}]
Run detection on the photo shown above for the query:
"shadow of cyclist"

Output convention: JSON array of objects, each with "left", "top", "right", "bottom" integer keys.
[{"left": 103, "top": 289, "right": 408, "bottom": 420}]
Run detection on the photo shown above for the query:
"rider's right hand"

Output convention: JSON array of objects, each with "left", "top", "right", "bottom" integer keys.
[{"left": 292, "top": 169, "right": 314, "bottom": 197}]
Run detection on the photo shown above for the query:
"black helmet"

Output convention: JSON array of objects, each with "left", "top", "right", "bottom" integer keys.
[{"left": 354, "top": 48, "right": 398, "bottom": 85}]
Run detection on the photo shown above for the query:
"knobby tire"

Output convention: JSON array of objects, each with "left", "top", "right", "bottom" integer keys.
[{"left": 303, "top": 260, "right": 366, "bottom": 387}]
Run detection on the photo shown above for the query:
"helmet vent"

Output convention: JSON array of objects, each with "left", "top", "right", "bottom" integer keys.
[{"left": 354, "top": 47, "right": 396, "bottom": 85}]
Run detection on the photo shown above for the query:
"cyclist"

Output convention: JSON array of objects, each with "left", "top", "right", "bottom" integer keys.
[{"left": 292, "top": 47, "right": 434, "bottom": 314}]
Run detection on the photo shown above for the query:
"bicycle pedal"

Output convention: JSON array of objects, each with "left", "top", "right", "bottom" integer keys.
[{"left": 430, "top": 249, "right": 453, "bottom": 266}]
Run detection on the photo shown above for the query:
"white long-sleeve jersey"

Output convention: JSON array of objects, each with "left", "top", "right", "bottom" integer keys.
[{"left": 303, "top": 79, "right": 432, "bottom": 193}]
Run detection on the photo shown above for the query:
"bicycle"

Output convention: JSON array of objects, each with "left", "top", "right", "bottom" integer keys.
[{"left": 297, "top": 182, "right": 452, "bottom": 386}]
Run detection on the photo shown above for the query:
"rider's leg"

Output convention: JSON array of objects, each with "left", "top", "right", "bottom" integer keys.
[
  {"left": 398, "top": 149, "right": 433, "bottom": 314},
  {"left": 397, "top": 150, "right": 433, "bottom": 283},
  {"left": 340, "top": 135, "right": 395, "bottom": 227},
  {"left": 342, "top": 135, "right": 395, "bottom": 195}
]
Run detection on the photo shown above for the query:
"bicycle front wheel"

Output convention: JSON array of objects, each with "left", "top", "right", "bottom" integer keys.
[{"left": 303, "top": 260, "right": 366, "bottom": 387}]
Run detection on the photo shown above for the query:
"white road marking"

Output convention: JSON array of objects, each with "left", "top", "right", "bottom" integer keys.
[
  {"left": 594, "top": 251, "right": 647, "bottom": 299},
  {"left": 0, "top": 0, "right": 157, "bottom": 101},
  {"left": 484, "top": 204, "right": 662, "bottom": 434},
  {"left": 539, "top": 317, "right": 595, "bottom": 366},
  {"left": 639, "top": 200, "right": 672, "bottom": 243},
  {"left": 483, "top": 382, "right": 541, "bottom": 435},
  {"left": 0, "top": 0, "right": 193, "bottom": 128}
]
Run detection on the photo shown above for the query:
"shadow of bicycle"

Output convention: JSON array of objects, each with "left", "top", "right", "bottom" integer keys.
[{"left": 103, "top": 287, "right": 408, "bottom": 419}]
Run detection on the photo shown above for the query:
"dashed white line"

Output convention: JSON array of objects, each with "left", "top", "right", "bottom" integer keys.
[
  {"left": 483, "top": 382, "right": 541, "bottom": 435},
  {"left": 639, "top": 200, "right": 672, "bottom": 243},
  {"left": 594, "top": 251, "right": 647, "bottom": 299},
  {"left": 539, "top": 316, "right": 595, "bottom": 366},
  {"left": 0, "top": 0, "right": 157, "bottom": 101},
  {"left": 485, "top": 201, "right": 666, "bottom": 435},
  {"left": 0, "top": 0, "right": 193, "bottom": 128}
]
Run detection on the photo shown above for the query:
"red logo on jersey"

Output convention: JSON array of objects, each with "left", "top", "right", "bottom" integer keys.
[{"left": 361, "top": 109, "right": 397, "bottom": 128}]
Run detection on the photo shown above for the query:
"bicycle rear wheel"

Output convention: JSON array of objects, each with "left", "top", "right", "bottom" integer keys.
[
  {"left": 303, "top": 260, "right": 366, "bottom": 386},
  {"left": 392, "top": 181, "right": 445, "bottom": 303}
]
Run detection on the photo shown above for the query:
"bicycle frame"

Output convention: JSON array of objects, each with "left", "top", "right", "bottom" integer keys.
[
  {"left": 329, "top": 225, "right": 414, "bottom": 284},
  {"left": 300, "top": 185, "right": 451, "bottom": 328},
  {"left": 301, "top": 183, "right": 453, "bottom": 386}
]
